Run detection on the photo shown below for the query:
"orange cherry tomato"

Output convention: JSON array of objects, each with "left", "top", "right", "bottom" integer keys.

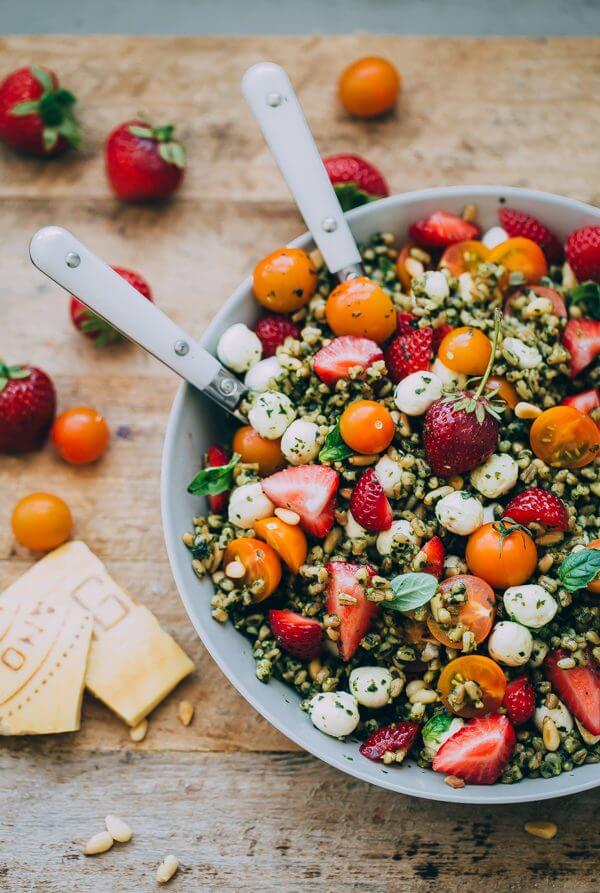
[
  {"left": 232, "top": 426, "right": 285, "bottom": 476},
  {"left": 51, "top": 406, "right": 109, "bottom": 465},
  {"left": 437, "top": 326, "right": 493, "bottom": 376},
  {"left": 403, "top": 618, "right": 437, "bottom": 646},
  {"left": 586, "top": 539, "right": 600, "bottom": 594},
  {"left": 529, "top": 405, "right": 600, "bottom": 469},
  {"left": 489, "top": 237, "right": 547, "bottom": 286},
  {"left": 427, "top": 575, "right": 496, "bottom": 647},
  {"left": 223, "top": 537, "right": 282, "bottom": 601},
  {"left": 485, "top": 375, "right": 519, "bottom": 410},
  {"left": 326, "top": 276, "right": 396, "bottom": 343},
  {"left": 253, "top": 248, "right": 318, "bottom": 314},
  {"left": 439, "top": 240, "right": 490, "bottom": 277},
  {"left": 339, "top": 56, "right": 401, "bottom": 118},
  {"left": 466, "top": 521, "right": 538, "bottom": 589},
  {"left": 438, "top": 655, "right": 507, "bottom": 718},
  {"left": 339, "top": 399, "right": 395, "bottom": 454},
  {"left": 12, "top": 492, "right": 73, "bottom": 551},
  {"left": 254, "top": 516, "right": 308, "bottom": 574},
  {"left": 396, "top": 242, "right": 430, "bottom": 290}
]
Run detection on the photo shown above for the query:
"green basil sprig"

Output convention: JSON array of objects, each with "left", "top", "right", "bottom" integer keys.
[
  {"left": 319, "top": 422, "right": 353, "bottom": 463},
  {"left": 387, "top": 572, "right": 438, "bottom": 612},
  {"left": 187, "top": 453, "right": 240, "bottom": 496},
  {"left": 571, "top": 281, "right": 600, "bottom": 321},
  {"left": 558, "top": 548, "right": 600, "bottom": 593}
]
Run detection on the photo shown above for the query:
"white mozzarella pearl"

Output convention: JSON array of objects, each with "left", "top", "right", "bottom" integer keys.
[
  {"left": 431, "top": 357, "right": 468, "bottom": 390},
  {"left": 216, "top": 323, "right": 262, "bottom": 373},
  {"left": 482, "top": 226, "right": 508, "bottom": 249},
  {"left": 349, "top": 667, "right": 393, "bottom": 708},
  {"left": 248, "top": 391, "right": 296, "bottom": 440},
  {"left": 503, "top": 584, "right": 558, "bottom": 629},
  {"left": 345, "top": 511, "right": 367, "bottom": 539},
  {"left": 503, "top": 337, "right": 542, "bottom": 369},
  {"left": 487, "top": 621, "right": 533, "bottom": 666},
  {"left": 394, "top": 371, "right": 443, "bottom": 416},
  {"left": 529, "top": 638, "right": 549, "bottom": 668},
  {"left": 244, "top": 356, "right": 283, "bottom": 392},
  {"left": 457, "top": 272, "right": 474, "bottom": 302},
  {"left": 435, "top": 491, "right": 483, "bottom": 536},
  {"left": 534, "top": 701, "right": 573, "bottom": 734},
  {"left": 424, "top": 270, "right": 450, "bottom": 300},
  {"left": 280, "top": 419, "right": 320, "bottom": 465},
  {"left": 376, "top": 519, "right": 420, "bottom": 556},
  {"left": 374, "top": 454, "right": 403, "bottom": 498},
  {"left": 227, "top": 482, "right": 274, "bottom": 529},
  {"left": 470, "top": 453, "right": 519, "bottom": 499},
  {"left": 309, "top": 691, "right": 360, "bottom": 738}
]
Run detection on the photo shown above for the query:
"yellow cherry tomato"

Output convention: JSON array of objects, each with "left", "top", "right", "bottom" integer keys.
[
  {"left": 466, "top": 521, "right": 538, "bottom": 589},
  {"left": 439, "top": 240, "right": 490, "bottom": 277},
  {"left": 12, "top": 492, "right": 73, "bottom": 551},
  {"left": 339, "top": 400, "right": 395, "bottom": 454},
  {"left": 489, "top": 237, "right": 547, "bottom": 285},
  {"left": 339, "top": 56, "right": 401, "bottom": 118},
  {"left": 437, "top": 326, "right": 493, "bottom": 376},
  {"left": 326, "top": 276, "right": 396, "bottom": 343},
  {"left": 438, "top": 655, "right": 506, "bottom": 718},
  {"left": 253, "top": 248, "right": 318, "bottom": 314},
  {"left": 223, "top": 537, "right": 282, "bottom": 601},
  {"left": 232, "top": 426, "right": 285, "bottom": 476},
  {"left": 254, "top": 516, "right": 308, "bottom": 574},
  {"left": 485, "top": 376, "right": 519, "bottom": 410},
  {"left": 530, "top": 406, "right": 600, "bottom": 469}
]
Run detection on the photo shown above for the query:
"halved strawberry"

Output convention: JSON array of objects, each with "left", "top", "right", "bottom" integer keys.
[
  {"left": 409, "top": 211, "right": 480, "bottom": 250},
  {"left": 503, "top": 488, "right": 569, "bottom": 532},
  {"left": 432, "top": 713, "right": 516, "bottom": 785},
  {"left": 565, "top": 225, "right": 600, "bottom": 283},
  {"left": 544, "top": 649, "right": 600, "bottom": 736},
  {"left": 562, "top": 318, "right": 600, "bottom": 377},
  {"left": 562, "top": 388, "right": 600, "bottom": 419},
  {"left": 262, "top": 465, "right": 339, "bottom": 537},
  {"left": 502, "top": 676, "right": 536, "bottom": 726},
  {"left": 268, "top": 609, "right": 322, "bottom": 659},
  {"left": 350, "top": 468, "right": 393, "bottom": 532},
  {"left": 506, "top": 285, "right": 567, "bottom": 319},
  {"left": 205, "top": 444, "right": 230, "bottom": 514},
  {"left": 420, "top": 535, "right": 445, "bottom": 579},
  {"left": 326, "top": 561, "right": 378, "bottom": 661},
  {"left": 499, "top": 208, "right": 563, "bottom": 265},
  {"left": 359, "top": 721, "right": 420, "bottom": 762},
  {"left": 385, "top": 327, "right": 433, "bottom": 383},
  {"left": 313, "top": 336, "right": 383, "bottom": 385}
]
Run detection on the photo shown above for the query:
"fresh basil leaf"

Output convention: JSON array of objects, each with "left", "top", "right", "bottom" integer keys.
[
  {"left": 318, "top": 422, "right": 353, "bottom": 463},
  {"left": 187, "top": 453, "right": 240, "bottom": 496},
  {"left": 558, "top": 548, "right": 600, "bottom": 592},
  {"left": 571, "top": 281, "right": 600, "bottom": 321},
  {"left": 387, "top": 572, "right": 438, "bottom": 612}
]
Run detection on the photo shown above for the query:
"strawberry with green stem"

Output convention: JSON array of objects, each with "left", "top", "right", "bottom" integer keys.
[
  {"left": 105, "top": 119, "right": 186, "bottom": 201},
  {"left": 0, "top": 65, "right": 80, "bottom": 155}
]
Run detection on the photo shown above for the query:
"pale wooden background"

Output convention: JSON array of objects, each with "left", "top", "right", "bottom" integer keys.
[{"left": 0, "top": 37, "right": 598, "bottom": 892}]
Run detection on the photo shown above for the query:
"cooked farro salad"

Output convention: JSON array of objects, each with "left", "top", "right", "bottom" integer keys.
[{"left": 184, "top": 206, "right": 600, "bottom": 786}]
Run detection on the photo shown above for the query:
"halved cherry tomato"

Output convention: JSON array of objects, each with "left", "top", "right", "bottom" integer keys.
[
  {"left": 530, "top": 405, "right": 600, "bottom": 469},
  {"left": 254, "top": 517, "right": 308, "bottom": 574},
  {"left": 396, "top": 242, "right": 430, "bottom": 290},
  {"left": 439, "top": 240, "right": 490, "bottom": 277},
  {"left": 438, "top": 655, "right": 506, "bottom": 718},
  {"left": 223, "top": 537, "right": 282, "bottom": 601},
  {"left": 253, "top": 248, "right": 318, "bottom": 314},
  {"left": 466, "top": 521, "right": 538, "bottom": 589},
  {"left": 12, "top": 492, "right": 73, "bottom": 551},
  {"left": 489, "top": 237, "right": 547, "bottom": 286},
  {"left": 427, "top": 575, "right": 496, "bottom": 647},
  {"left": 403, "top": 618, "right": 437, "bottom": 646},
  {"left": 232, "top": 426, "right": 285, "bottom": 476},
  {"left": 437, "top": 326, "right": 492, "bottom": 376},
  {"left": 51, "top": 406, "right": 109, "bottom": 465},
  {"left": 339, "top": 399, "right": 395, "bottom": 454},
  {"left": 506, "top": 284, "right": 567, "bottom": 318},
  {"left": 326, "top": 276, "right": 396, "bottom": 343},
  {"left": 586, "top": 539, "right": 600, "bottom": 594},
  {"left": 339, "top": 56, "right": 401, "bottom": 118},
  {"left": 485, "top": 375, "right": 519, "bottom": 410}
]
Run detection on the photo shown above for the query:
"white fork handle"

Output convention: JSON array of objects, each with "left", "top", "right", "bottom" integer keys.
[{"left": 243, "top": 62, "right": 362, "bottom": 277}]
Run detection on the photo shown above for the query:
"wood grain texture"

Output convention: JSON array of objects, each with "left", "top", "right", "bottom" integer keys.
[{"left": 0, "top": 36, "right": 598, "bottom": 890}]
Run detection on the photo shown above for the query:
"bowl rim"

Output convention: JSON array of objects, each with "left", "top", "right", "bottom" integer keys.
[{"left": 161, "top": 184, "right": 600, "bottom": 803}]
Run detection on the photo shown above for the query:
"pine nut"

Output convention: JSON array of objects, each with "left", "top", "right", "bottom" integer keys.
[
  {"left": 225, "top": 559, "right": 245, "bottom": 579},
  {"left": 274, "top": 507, "right": 300, "bottom": 525},
  {"left": 308, "top": 659, "right": 322, "bottom": 681},
  {"left": 535, "top": 531, "right": 564, "bottom": 546},
  {"left": 421, "top": 642, "right": 440, "bottom": 662},
  {"left": 178, "top": 700, "right": 194, "bottom": 727},
  {"left": 323, "top": 527, "right": 342, "bottom": 554},
  {"left": 444, "top": 775, "right": 465, "bottom": 789},
  {"left": 515, "top": 402, "right": 542, "bottom": 420},
  {"left": 409, "top": 688, "right": 437, "bottom": 705},
  {"left": 542, "top": 716, "right": 560, "bottom": 752},
  {"left": 156, "top": 855, "right": 179, "bottom": 884},
  {"left": 462, "top": 203, "right": 477, "bottom": 222},
  {"left": 405, "top": 257, "right": 424, "bottom": 279},
  {"left": 405, "top": 679, "right": 426, "bottom": 698},
  {"left": 524, "top": 821, "right": 557, "bottom": 840},
  {"left": 105, "top": 815, "right": 132, "bottom": 843},
  {"left": 129, "top": 719, "right": 148, "bottom": 742},
  {"left": 349, "top": 453, "right": 379, "bottom": 466},
  {"left": 83, "top": 831, "right": 114, "bottom": 856}
]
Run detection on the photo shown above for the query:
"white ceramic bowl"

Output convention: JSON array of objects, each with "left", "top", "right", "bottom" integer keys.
[{"left": 161, "top": 185, "right": 600, "bottom": 803}]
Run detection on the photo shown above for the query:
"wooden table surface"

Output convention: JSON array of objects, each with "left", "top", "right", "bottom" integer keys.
[{"left": 1, "top": 36, "right": 598, "bottom": 892}]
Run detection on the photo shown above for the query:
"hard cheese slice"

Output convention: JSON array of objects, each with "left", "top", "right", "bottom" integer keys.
[{"left": 0, "top": 541, "right": 194, "bottom": 728}]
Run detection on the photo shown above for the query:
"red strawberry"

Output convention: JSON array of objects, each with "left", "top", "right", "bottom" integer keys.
[
  {"left": 262, "top": 465, "right": 339, "bottom": 537},
  {"left": 396, "top": 311, "right": 418, "bottom": 334},
  {"left": 0, "top": 363, "right": 56, "bottom": 452},
  {"left": 313, "top": 336, "right": 383, "bottom": 384},
  {"left": 420, "top": 535, "right": 445, "bottom": 579},
  {"left": 254, "top": 315, "right": 300, "bottom": 358},
  {"left": 562, "top": 318, "right": 600, "bottom": 377},
  {"left": 565, "top": 226, "right": 600, "bottom": 283},
  {"left": 562, "top": 387, "right": 600, "bottom": 419},
  {"left": 359, "top": 721, "right": 420, "bottom": 762},
  {"left": 499, "top": 208, "right": 563, "bottom": 265},
  {"left": 423, "top": 393, "right": 499, "bottom": 477},
  {"left": 105, "top": 119, "right": 185, "bottom": 201},
  {"left": 326, "top": 561, "right": 378, "bottom": 660},
  {"left": 350, "top": 468, "right": 393, "bottom": 532},
  {"left": 432, "top": 713, "right": 516, "bottom": 785},
  {"left": 544, "top": 649, "right": 600, "bottom": 736},
  {"left": 323, "top": 153, "right": 389, "bottom": 211},
  {"left": 0, "top": 65, "right": 80, "bottom": 156},
  {"left": 503, "top": 488, "right": 569, "bottom": 532},
  {"left": 502, "top": 676, "right": 536, "bottom": 726},
  {"left": 409, "top": 211, "right": 480, "bottom": 250},
  {"left": 385, "top": 327, "right": 433, "bottom": 383},
  {"left": 70, "top": 266, "right": 153, "bottom": 347},
  {"left": 268, "top": 609, "right": 322, "bottom": 659},
  {"left": 205, "top": 444, "right": 231, "bottom": 514},
  {"left": 432, "top": 325, "right": 453, "bottom": 353}
]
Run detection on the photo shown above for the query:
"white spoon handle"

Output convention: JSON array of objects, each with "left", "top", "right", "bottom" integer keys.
[{"left": 243, "top": 62, "right": 363, "bottom": 278}]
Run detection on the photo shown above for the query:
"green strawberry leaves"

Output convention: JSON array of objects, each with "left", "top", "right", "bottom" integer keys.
[
  {"left": 318, "top": 422, "right": 353, "bottom": 463},
  {"left": 0, "top": 362, "right": 31, "bottom": 392},
  {"left": 128, "top": 122, "right": 186, "bottom": 169},
  {"left": 571, "top": 281, "right": 600, "bottom": 321},
  {"left": 11, "top": 66, "right": 81, "bottom": 150},
  {"left": 333, "top": 182, "right": 378, "bottom": 212},
  {"left": 558, "top": 548, "right": 600, "bottom": 592},
  {"left": 188, "top": 453, "right": 240, "bottom": 496},
  {"left": 387, "top": 572, "right": 439, "bottom": 613}
]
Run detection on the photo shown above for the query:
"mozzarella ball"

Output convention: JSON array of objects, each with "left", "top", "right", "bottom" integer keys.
[
  {"left": 345, "top": 511, "right": 367, "bottom": 540},
  {"left": 248, "top": 391, "right": 296, "bottom": 440},
  {"left": 534, "top": 700, "right": 573, "bottom": 734},
  {"left": 280, "top": 419, "right": 320, "bottom": 465},
  {"left": 431, "top": 357, "right": 468, "bottom": 390},
  {"left": 309, "top": 691, "right": 359, "bottom": 738},
  {"left": 470, "top": 453, "right": 519, "bottom": 499},
  {"left": 349, "top": 667, "right": 393, "bottom": 708},
  {"left": 374, "top": 454, "right": 403, "bottom": 498},
  {"left": 244, "top": 356, "right": 282, "bottom": 392},
  {"left": 394, "top": 371, "right": 443, "bottom": 416},
  {"left": 376, "top": 519, "right": 420, "bottom": 556},
  {"left": 529, "top": 638, "right": 549, "bottom": 668},
  {"left": 487, "top": 621, "right": 533, "bottom": 666},
  {"left": 482, "top": 226, "right": 508, "bottom": 249},
  {"left": 228, "top": 482, "right": 274, "bottom": 528},
  {"left": 503, "top": 584, "right": 558, "bottom": 629},
  {"left": 424, "top": 270, "right": 450, "bottom": 300},
  {"left": 503, "top": 337, "right": 542, "bottom": 370},
  {"left": 217, "top": 323, "right": 262, "bottom": 373},
  {"left": 435, "top": 491, "right": 483, "bottom": 536}
]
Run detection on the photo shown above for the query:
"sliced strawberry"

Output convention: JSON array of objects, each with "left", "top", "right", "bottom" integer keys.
[
  {"left": 544, "top": 649, "right": 600, "bottom": 736},
  {"left": 268, "top": 609, "right": 322, "bottom": 659},
  {"left": 506, "top": 285, "right": 567, "bottom": 319},
  {"left": 385, "top": 327, "right": 433, "bottom": 383},
  {"left": 350, "top": 468, "right": 393, "bottom": 532},
  {"left": 562, "top": 318, "right": 600, "bottom": 377},
  {"left": 409, "top": 211, "right": 480, "bottom": 250},
  {"left": 432, "top": 324, "right": 453, "bottom": 353},
  {"left": 313, "top": 336, "right": 383, "bottom": 385},
  {"left": 503, "top": 488, "right": 569, "bottom": 532},
  {"left": 420, "top": 535, "right": 445, "bottom": 579},
  {"left": 562, "top": 388, "right": 600, "bottom": 420},
  {"left": 502, "top": 676, "right": 536, "bottom": 726},
  {"left": 499, "top": 208, "right": 563, "bottom": 265},
  {"left": 565, "top": 225, "right": 600, "bottom": 283},
  {"left": 254, "top": 315, "right": 300, "bottom": 358},
  {"left": 326, "top": 561, "right": 378, "bottom": 660},
  {"left": 205, "top": 444, "right": 230, "bottom": 514},
  {"left": 432, "top": 713, "right": 516, "bottom": 785},
  {"left": 262, "top": 465, "right": 339, "bottom": 537},
  {"left": 359, "top": 721, "right": 420, "bottom": 762}
]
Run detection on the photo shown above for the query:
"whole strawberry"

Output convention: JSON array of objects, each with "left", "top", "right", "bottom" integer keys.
[
  {"left": 323, "top": 153, "right": 389, "bottom": 211},
  {"left": 0, "top": 362, "right": 56, "bottom": 452},
  {"left": 565, "top": 226, "right": 600, "bottom": 283},
  {"left": 105, "top": 120, "right": 185, "bottom": 201},
  {"left": 70, "top": 266, "right": 154, "bottom": 346},
  {"left": 499, "top": 208, "right": 563, "bottom": 265},
  {"left": 0, "top": 65, "right": 80, "bottom": 156}
]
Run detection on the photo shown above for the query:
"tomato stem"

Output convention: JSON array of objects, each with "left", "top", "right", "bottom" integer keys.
[{"left": 474, "top": 309, "right": 503, "bottom": 401}]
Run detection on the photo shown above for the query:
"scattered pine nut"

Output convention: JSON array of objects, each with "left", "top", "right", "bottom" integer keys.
[
  {"left": 105, "top": 815, "right": 132, "bottom": 843},
  {"left": 515, "top": 401, "right": 542, "bottom": 420},
  {"left": 444, "top": 775, "right": 465, "bottom": 789},
  {"left": 274, "top": 507, "right": 300, "bottom": 525},
  {"left": 156, "top": 855, "right": 179, "bottom": 884},
  {"left": 524, "top": 821, "right": 557, "bottom": 840},
  {"left": 83, "top": 831, "right": 114, "bottom": 856},
  {"left": 225, "top": 559, "right": 245, "bottom": 579},
  {"left": 542, "top": 716, "right": 560, "bottom": 752},
  {"left": 178, "top": 700, "right": 194, "bottom": 727},
  {"left": 130, "top": 719, "right": 148, "bottom": 742}
]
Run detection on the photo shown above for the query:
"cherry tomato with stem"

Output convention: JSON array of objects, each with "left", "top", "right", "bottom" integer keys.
[{"left": 466, "top": 520, "right": 538, "bottom": 589}]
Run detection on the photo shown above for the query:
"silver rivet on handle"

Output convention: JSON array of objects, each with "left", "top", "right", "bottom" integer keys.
[
  {"left": 174, "top": 340, "right": 189, "bottom": 356},
  {"left": 266, "top": 92, "right": 283, "bottom": 107},
  {"left": 65, "top": 252, "right": 80, "bottom": 268},
  {"left": 322, "top": 218, "right": 338, "bottom": 233}
]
